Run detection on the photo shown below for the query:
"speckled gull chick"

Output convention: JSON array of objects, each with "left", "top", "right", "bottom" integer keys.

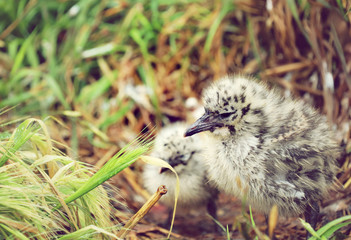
[
  {"left": 184, "top": 75, "right": 340, "bottom": 230},
  {"left": 143, "top": 123, "right": 218, "bottom": 225}
]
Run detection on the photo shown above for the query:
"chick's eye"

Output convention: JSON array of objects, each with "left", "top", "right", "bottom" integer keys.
[
  {"left": 178, "top": 153, "right": 191, "bottom": 162},
  {"left": 220, "top": 112, "right": 232, "bottom": 118}
]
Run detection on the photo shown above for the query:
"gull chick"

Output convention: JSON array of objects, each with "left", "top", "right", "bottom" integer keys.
[
  {"left": 185, "top": 75, "right": 340, "bottom": 230},
  {"left": 143, "top": 123, "right": 218, "bottom": 225}
]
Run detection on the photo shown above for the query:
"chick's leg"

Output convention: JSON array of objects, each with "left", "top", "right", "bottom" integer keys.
[{"left": 304, "top": 201, "right": 320, "bottom": 239}]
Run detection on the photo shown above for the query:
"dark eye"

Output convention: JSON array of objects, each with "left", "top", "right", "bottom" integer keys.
[
  {"left": 177, "top": 151, "right": 196, "bottom": 164},
  {"left": 220, "top": 112, "right": 232, "bottom": 118},
  {"left": 178, "top": 153, "right": 191, "bottom": 162}
]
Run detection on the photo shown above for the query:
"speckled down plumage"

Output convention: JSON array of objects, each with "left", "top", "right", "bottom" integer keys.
[
  {"left": 143, "top": 123, "right": 217, "bottom": 209},
  {"left": 186, "top": 75, "right": 340, "bottom": 217}
]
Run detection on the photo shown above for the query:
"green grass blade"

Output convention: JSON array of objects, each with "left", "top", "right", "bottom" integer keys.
[
  {"left": 249, "top": 205, "right": 259, "bottom": 240},
  {"left": 319, "top": 221, "right": 350, "bottom": 239},
  {"left": 82, "top": 43, "right": 127, "bottom": 58},
  {"left": 8, "top": 68, "right": 41, "bottom": 92},
  {"left": 74, "top": 24, "right": 92, "bottom": 54},
  {"left": 137, "top": 65, "right": 161, "bottom": 122},
  {"left": 249, "top": 205, "right": 256, "bottom": 228},
  {"left": 287, "top": 0, "right": 302, "bottom": 24},
  {"left": 335, "top": 0, "right": 349, "bottom": 21},
  {"left": 150, "top": 0, "right": 162, "bottom": 31},
  {"left": 130, "top": 28, "right": 149, "bottom": 59},
  {"left": 300, "top": 218, "right": 319, "bottom": 239},
  {"left": 315, "top": 0, "right": 331, "bottom": 8},
  {"left": 44, "top": 74, "right": 70, "bottom": 109},
  {"left": 247, "top": 17, "right": 262, "bottom": 66},
  {"left": 314, "top": 215, "right": 351, "bottom": 238},
  {"left": 76, "top": 70, "right": 118, "bottom": 105},
  {"left": 0, "top": 92, "right": 34, "bottom": 108},
  {"left": 7, "top": 38, "right": 21, "bottom": 60},
  {"left": 207, "top": 213, "right": 226, "bottom": 232},
  {"left": 287, "top": 0, "right": 312, "bottom": 46},
  {"left": 9, "top": 32, "right": 35, "bottom": 76},
  {"left": 99, "top": 101, "right": 134, "bottom": 131},
  {"left": 226, "top": 225, "right": 230, "bottom": 240},
  {"left": 58, "top": 225, "right": 118, "bottom": 240},
  {"left": 0, "top": 224, "right": 29, "bottom": 240},
  {"left": 0, "top": 119, "right": 39, "bottom": 166},
  {"left": 204, "top": 0, "right": 234, "bottom": 52},
  {"left": 57, "top": 134, "right": 153, "bottom": 208}
]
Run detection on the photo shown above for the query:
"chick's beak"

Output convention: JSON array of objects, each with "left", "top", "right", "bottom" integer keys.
[{"left": 184, "top": 113, "right": 223, "bottom": 137}]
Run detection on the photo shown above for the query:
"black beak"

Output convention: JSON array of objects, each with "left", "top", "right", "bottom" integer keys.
[{"left": 184, "top": 113, "right": 223, "bottom": 137}]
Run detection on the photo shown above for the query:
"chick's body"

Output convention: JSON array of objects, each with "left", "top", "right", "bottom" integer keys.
[
  {"left": 143, "top": 123, "right": 217, "bottom": 211},
  {"left": 185, "top": 76, "right": 339, "bottom": 217}
]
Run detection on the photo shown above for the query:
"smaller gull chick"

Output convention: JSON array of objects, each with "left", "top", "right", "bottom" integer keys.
[
  {"left": 185, "top": 75, "right": 340, "bottom": 235},
  {"left": 143, "top": 123, "right": 218, "bottom": 226}
]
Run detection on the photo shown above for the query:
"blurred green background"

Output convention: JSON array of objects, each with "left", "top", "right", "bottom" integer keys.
[{"left": 1, "top": 0, "right": 350, "bottom": 140}]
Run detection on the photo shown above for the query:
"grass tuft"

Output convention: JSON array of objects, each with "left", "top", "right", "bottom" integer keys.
[{"left": 0, "top": 117, "right": 153, "bottom": 239}]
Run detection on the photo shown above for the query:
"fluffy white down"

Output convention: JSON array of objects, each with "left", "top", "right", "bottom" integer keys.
[
  {"left": 204, "top": 133, "right": 263, "bottom": 197},
  {"left": 142, "top": 123, "right": 214, "bottom": 209},
  {"left": 143, "top": 163, "right": 212, "bottom": 208},
  {"left": 199, "top": 75, "right": 338, "bottom": 216}
]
